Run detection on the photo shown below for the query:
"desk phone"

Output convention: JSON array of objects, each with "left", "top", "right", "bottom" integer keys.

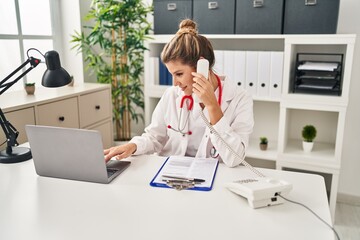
[{"left": 226, "top": 177, "right": 293, "bottom": 208}]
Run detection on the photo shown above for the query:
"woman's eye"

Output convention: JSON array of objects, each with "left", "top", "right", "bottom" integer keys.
[{"left": 175, "top": 73, "right": 183, "bottom": 77}]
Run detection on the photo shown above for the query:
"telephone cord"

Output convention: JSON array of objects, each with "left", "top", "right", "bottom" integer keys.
[{"left": 199, "top": 109, "right": 265, "bottom": 177}]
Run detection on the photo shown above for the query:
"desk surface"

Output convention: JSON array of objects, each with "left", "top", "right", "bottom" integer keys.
[{"left": 0, "top": 154, "right": 334, "bottom": 240}]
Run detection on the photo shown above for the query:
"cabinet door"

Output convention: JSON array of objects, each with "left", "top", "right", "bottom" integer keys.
[
  {"left": 79, "top": 89, "right": 111, "bottom": 128},
  {"left": 37, "top": 97, "right": 79, "bottom": 128},
  {"left": 87, "top": 120, "right": 113, "bottom": 149},
  {"left": 0, "top": 107, "right": 35, "bottom": 150}
]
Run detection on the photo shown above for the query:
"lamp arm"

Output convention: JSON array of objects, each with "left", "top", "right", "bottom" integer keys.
[
  {"left": 0, "top": 57, "right": 40, "bottom": 95},
  {"left": 0, "top": 108, "right": 18, "bottom": 154},
  {"left": 0, "top": 56, "right": 40, "bottom": 154}
]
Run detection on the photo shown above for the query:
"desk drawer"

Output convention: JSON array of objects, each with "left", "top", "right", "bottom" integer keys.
[
  {"left": 79, "top": 89, "right": 111, "bottom": 128},
  {"left": 37, "top": 97, "right": 79, "bottom": 128}
]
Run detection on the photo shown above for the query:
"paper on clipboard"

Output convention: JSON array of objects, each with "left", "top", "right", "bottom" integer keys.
[{"left": 150, "top": 156, "right": 219, "bottom": 191}]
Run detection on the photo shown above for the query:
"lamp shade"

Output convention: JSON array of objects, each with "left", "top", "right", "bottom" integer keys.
[{"left": 42, "top": 51, "right": 71, "bottom": 87}]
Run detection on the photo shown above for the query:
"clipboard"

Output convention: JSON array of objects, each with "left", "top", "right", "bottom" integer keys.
[{"left": 150, "top": 156, "right": 219, "bottom": 191}]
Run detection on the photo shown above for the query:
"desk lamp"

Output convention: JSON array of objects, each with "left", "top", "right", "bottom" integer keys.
[{"left": 0, "top": 48, "right": 71, "bottom": 164}]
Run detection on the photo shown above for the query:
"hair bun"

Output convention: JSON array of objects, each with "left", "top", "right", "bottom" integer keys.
[{"left": 177, "top": 19, "right": 198, "bottom": 35}]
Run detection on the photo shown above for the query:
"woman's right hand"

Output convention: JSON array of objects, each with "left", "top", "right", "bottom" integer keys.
[{"left": 104, "top": 143, "right": 137, "bottom": 162}]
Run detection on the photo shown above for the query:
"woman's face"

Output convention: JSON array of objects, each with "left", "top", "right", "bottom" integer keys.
[{"left": 165, "top": 60, "right": 195, "bottom": 96}]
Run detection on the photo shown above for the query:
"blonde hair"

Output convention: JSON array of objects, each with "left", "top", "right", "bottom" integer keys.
[{"left": 161, "top": 19, "right": 215, "bottom": 68}]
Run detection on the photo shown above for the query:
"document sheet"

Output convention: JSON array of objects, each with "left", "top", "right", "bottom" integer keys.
[{"left": 151, "top": 156, "right": 219, "bottom": 189}]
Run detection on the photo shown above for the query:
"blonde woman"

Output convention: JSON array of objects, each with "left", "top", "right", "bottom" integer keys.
[{"left": 104, "top": 19, "right": 253, "bottom": 167}]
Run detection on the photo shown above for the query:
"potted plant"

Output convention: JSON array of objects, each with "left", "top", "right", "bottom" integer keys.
[
  {"left": 25, "top": 82, "right": 35, "bottom": 95},
  {"left": 71, "top": 0, "right": 152, "bottom": 141},
  {"left": 302, "top": 125, "right": 317, "bottom": 153},
  {"left": 259, "top": 137, "right": 268, "bottom": 151}
]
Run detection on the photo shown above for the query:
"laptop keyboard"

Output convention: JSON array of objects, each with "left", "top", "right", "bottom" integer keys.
[{"left": 107, "top": 168, "right": 118, "bottom": 178}]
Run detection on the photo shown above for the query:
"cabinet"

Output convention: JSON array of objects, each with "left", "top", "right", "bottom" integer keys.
[
  {"left": 0, "top": 83, "right": 113, "bottom": 149},
  {"left": 144, "top": 34, "right": 356, "bottom": 220}
]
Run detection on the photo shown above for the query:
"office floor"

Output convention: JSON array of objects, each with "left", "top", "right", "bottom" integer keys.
[{"left": 334, "top": 202, "right": 360, "bottom": 240}]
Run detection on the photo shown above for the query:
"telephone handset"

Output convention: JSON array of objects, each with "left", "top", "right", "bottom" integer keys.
[{"left": 194, "top": 59, "right": 209, "bottom": 103}]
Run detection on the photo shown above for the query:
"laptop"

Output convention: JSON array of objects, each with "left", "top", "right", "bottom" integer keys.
[{"left": 25, "top": 125, "right": 130, "bottom": 184}]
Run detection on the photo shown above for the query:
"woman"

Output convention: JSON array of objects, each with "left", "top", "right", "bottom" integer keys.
[{"left": 104, "top": 19, "right": 254, "bottom": 167}]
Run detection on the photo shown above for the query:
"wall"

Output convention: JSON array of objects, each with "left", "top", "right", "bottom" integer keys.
[
  {"left": 58, "top": 0, "right": 84, "bottom": 85},
  {"left": 337, "top": 0, "right": 360, "bottom": 199}
]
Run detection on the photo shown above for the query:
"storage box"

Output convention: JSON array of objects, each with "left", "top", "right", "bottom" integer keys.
[
  {"left": 154, "top": 0, "right": 193, "bottom": 34},
  {"left": 283, "top": 0, "right": 340, "bottom": 34},
  {"left": 193, "top": 0, "right": 235, "bottom": 34},
  {"left": 235, "top": 0, "right": 284, "bottom": 34}
]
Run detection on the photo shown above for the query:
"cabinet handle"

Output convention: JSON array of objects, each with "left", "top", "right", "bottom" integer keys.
[
  {"left": 59, "top": 116, "right": 65, "bottom": 122},
  {"left": 261, "top": 83, "right": 266, "bottom": 87},
  {"left": 95, "top": 105, "right": 101, "bottom": 110},
  {"left": 273, "top": 84, "right": 278, "bottom": 88},
  {"left": 208, "top": 2, "right": 218, "bottom": 10},
  {"left": 167, "top": 3, "right": 176, "bottom": 11},
  {"left": 305, "top": 0, "right": 317, "bottom": 6},
  {"left": 249, "top": 82, "right": 254, "bottom": 87},
  {"left": 237, "top": 82, "right": 242, "bottom": 86},
  {"left": 253, "top": 0, "right": 264, "bottom": 8}
]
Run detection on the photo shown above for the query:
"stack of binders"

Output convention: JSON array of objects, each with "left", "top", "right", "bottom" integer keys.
[{"left": 293, "top": 53, "right": 343, "bottom": 96}]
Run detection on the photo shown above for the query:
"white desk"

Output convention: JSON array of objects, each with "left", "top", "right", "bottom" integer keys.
[{"left": 0, "top": 154, "right": 334, "bottom": 240}]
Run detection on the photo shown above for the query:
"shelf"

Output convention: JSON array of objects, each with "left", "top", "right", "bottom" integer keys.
[
  {"left": 247, "top": 138, "right": 278, "bottom": 161},
  {"left": 144, "top": 34, "right": 356, "bottom": 221},
  {"left": 282, "top": 139, "right": 337, "bottom": 164}
]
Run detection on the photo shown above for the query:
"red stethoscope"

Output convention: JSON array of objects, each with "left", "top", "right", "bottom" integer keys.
[{"left": 167, "top": 74, "right": 222, "bottom": 137}]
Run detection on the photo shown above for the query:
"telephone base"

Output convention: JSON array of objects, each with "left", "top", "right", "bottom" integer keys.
[{"left": 226, "top": 177, "right": 292, "bottom": 208}]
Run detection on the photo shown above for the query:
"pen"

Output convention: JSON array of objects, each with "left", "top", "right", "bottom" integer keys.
[{"left": 162, "top": 175, "right": 206, "bottom": 183}]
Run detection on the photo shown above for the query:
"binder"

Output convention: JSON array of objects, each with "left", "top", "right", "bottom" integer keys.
[
  {"left": 269, "top": 51, "right": 284, "bottom": 98},
  {"left": 149, "top": 57, "right": 159, "bottom": 85},
  {"left": 257, "top": 51, "right": 271, "bottom": 97},
  {"left": 213, "top": 50, "right": 224, "bottom": 76},
  {"left": 150, "top": 156, "right": 219, "bottom": 191},
  {"left": 233, "top": 51, "right": 246, "bottom": 88},
  {"left": 159, "top": 59, "right": 173, "bottom": 85},
  {"left": 245, "top": 51, "right": 258, "bottom": 96},
  {"left": 223, "top": 50, "right": 235, "bottom": 81}
]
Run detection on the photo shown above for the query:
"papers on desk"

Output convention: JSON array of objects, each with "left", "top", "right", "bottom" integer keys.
[{"left": 150, "top": 156, "right": 219, "bottom": 191}]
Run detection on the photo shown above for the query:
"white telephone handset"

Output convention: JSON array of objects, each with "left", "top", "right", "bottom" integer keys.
[{"left": 194, "top": 59, "right": 209, "bottom": 103}]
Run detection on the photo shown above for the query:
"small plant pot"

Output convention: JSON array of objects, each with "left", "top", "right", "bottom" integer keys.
[
  {"left": 259, "top": 143, "right": 268, "bottom": 151},
  {"left": 302, "top": 141, "right": 314, "bottom": 153},
  {"left": 25, "top": 85, "right": 35, "bottom": 95}
]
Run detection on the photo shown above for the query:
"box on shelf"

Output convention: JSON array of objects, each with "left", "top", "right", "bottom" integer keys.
[
  {"left": 283, "top": 0, "right": 340, "bottom": 34},
  {"left": 235, "top": 0, "right": 284, "bottom": 34},
  {"left": 293, "top": 53, "right": 343, "bottom": 96},
  {"left": 193, "top": 0, "right": 235, "bottom": 34},
  {"left": 154, "top": 0, "right": 193, "bottom": 34}
]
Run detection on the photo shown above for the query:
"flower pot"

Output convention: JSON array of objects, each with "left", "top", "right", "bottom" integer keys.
[
  {"left": 302, "top": 141, "right": 314, "bottom": 153},
  {"left": 259, "top": 143, "right": 268, "bottom": 151},
  {"left": 25, "top": 85, "right": 35, "bottom": 95}
]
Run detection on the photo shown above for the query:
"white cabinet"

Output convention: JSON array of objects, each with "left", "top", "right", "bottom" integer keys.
[
  {"left": 144, "top": 34, "right": 356, "bottom": 220},
  {"left": 0, "top": 83, "right": 113, "bottom": 149}
]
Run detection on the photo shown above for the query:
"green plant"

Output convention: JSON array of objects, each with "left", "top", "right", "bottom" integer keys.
[
  {"left": 71, "top": 0, "right": 152, "bottom": 141},
  {"left": 25, "top": 82, "right": 35, "bottom": 86},
  {"left": 302, "top": 125, "right": 317, "bottom": 142},
  {"left": 260, "top": 137, "right": 268, "bottom": 144}
]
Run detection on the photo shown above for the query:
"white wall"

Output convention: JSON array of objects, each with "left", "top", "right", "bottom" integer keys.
[
  {"left": 337, "top": 0, "right": 360, "bottom": 198},
  {"left": 58, "top": 0, "right": 84, "bottom": 85}
]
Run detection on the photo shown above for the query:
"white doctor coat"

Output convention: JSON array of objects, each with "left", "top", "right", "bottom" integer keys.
[{"left": 130, "top": 77, "right": 254, "bottom": 167}]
